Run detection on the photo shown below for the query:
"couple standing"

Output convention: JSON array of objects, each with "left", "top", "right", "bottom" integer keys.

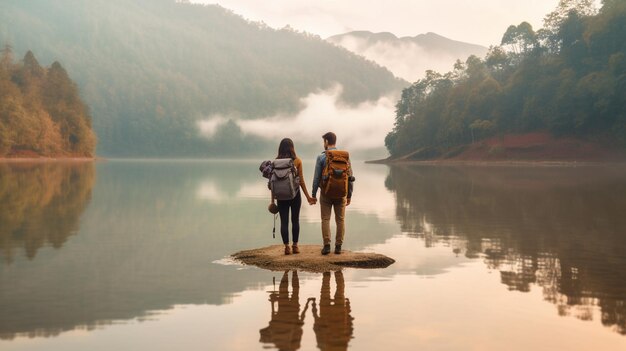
[{"left": 270, "top": 132, "right": 354, "bottom": 255}]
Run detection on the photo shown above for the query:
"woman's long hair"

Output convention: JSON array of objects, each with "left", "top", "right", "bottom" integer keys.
[{"left": 277, "top": 138, "right": 297, "bottom": 160}]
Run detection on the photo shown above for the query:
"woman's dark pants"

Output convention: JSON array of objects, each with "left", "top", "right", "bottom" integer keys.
[{"left": 277, "top": 191, "right": 301, "bottom": 244}]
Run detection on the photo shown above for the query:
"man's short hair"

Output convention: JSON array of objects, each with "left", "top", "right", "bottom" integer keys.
[{"left": 322, "top": 132, "right": 337, "bottom": 145}]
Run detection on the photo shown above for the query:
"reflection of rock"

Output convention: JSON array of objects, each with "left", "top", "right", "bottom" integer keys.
[
  {"left": 0, "top": 162, "right": 95, "bottom": 263},
  {"left": 233, "top": 245, "right": 395, "bottom": 273},
  {"left": 386, "top": 165, "right": 626, "bottom": 335}
]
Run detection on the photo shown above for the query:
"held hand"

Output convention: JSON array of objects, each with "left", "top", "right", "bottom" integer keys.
[
  {"left": 346, "top": 198, "right": 351, "bottom": 206},
  {"left": 308, "top": 197, "right": 317, "bottom": 205}
]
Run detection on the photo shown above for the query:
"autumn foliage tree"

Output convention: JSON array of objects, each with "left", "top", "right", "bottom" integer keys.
[{"left": 0, "top": 47, "right": 95, "bottom": 157}]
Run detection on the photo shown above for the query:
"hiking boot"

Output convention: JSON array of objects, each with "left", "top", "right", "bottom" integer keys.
[
  {"left": 292, "top": 244, "right": 300, "bottom": 254},
  {"left": 321, "top": 244, "right": 331, "bottom": 255},
  {"left": 334, "top": 245, "right": 342, "bottom": 254},
  {"left": 284, "top": 245, "right": 291, "bottom": 255}
]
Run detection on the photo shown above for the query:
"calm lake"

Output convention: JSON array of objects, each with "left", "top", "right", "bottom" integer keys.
[{"left": 1, "top": 159, "right": 625, "bottom": 350}]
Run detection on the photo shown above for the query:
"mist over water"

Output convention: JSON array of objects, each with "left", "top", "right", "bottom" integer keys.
[{"left": 198, "top": 85, "right": 397, "bottom": 152}]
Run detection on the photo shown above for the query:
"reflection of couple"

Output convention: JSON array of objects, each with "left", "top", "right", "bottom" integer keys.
[{"left": 260, "top": 270, "right": 354, "bottom": 351}]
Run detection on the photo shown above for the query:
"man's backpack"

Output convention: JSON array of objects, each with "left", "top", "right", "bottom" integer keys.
[
  {"left": 321, "top": 150, "right": 351, "bottom": 199},
  {"left": 269, "top": 158, "right": 300, "bottom": 200}
]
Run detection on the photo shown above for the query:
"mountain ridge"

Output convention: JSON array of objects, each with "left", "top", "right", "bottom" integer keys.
[
  {"left": 328, "top": 30, "right": 487, "bottom": 54},
  {"left": 327, "top": 30, "right": 488, "bottom": 81}
]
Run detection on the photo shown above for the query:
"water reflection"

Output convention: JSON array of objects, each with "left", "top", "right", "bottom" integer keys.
[
  {"left": 386, "top": 164, "right": 626, "bottom": 335},
  {"left": 260, "top": 270, "right": 354, "bottom": 351},
  {"left": 260, "top": 271, "right": 309, "bottom": 351},
  {"left": 0, "top": 161, "right": 396, "bottom": 342},
  {"left": 0, "top": 161, "right": 279, "bottom": 340},
  {"left": 0, "top": 162, "right": 95, "bottom": 262},
  {"left": 312, "top": 271, "right": 354, "bottom": 351}
]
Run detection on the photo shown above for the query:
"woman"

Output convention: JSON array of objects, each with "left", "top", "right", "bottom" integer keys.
[{"left": 271, "top": 138, "right": 316, "bottom": 255}]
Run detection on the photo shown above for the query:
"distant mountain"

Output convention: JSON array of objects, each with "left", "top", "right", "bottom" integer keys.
[
  {"left": 327, "top": 31, "right": 488, "bottom": 81},
  {"left": 0, "top": 0, "right": 405, "bottom": 157}
]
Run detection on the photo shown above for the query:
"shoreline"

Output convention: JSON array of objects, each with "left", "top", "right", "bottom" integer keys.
[
  {"left": 366, "top": 158, "right": 626, "bottom": 167},
  {"left": 0, "top": 157, "right": 102, "bottom": 163},
  {"left": 370, "top": 132, "right": 626, "bottom": 167}
]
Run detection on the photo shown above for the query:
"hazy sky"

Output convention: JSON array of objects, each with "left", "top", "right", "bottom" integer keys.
[{"left": 194, "top": 0, "right": 582, "bottom": 46}]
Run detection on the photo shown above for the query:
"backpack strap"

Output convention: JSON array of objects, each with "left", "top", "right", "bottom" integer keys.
[{"left": 322, "top": 150, "right": 331, "bottom": 182}]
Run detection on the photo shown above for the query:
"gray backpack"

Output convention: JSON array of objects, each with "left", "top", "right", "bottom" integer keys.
[{"left": 270, "top": 158, "right": 299, "bottom": 200}]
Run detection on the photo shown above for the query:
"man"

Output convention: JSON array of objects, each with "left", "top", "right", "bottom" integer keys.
[{"left": 312, "top": 132, "right": 354, "bottom": 255}]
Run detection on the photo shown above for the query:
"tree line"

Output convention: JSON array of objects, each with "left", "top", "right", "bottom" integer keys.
[
  {"left": 0, "top": 47, "right": 95, "bottom": 157},
  {"left": 385, "top": 0, "right": 626, "bottom": 157}
]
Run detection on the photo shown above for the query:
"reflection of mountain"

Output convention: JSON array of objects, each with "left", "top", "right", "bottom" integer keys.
[
  {"left": 327, "top": 31, "right": 488, "bottom": 81},
  {"left": 0, "top": 162, "right": 95, "bottom": 263},
  {"left": 0, "top": 161, "right": 396, "bottom": 340},
  {"left": 386, "top": 165, "right": 626, "bottom": 335}
]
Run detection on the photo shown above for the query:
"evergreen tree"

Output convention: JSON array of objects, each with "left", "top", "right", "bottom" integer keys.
[{"left": 385, "top": 0, "right": 626, "bottom": 158}]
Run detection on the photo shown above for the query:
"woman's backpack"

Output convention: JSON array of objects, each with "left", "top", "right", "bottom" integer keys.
[
  {"left": 321, "top": 150, "right": 351, "bottom": 199},
  {"left": 269, "top": 158, "right": 300, "bottom": 200},
  {"left": 259, "top": 160, "right": 273, "bottom": 179}
]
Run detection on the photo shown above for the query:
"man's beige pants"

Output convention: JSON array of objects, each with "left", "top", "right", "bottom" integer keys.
[{"left": 320, "top": 195, "right": 346, "bottom": 245}]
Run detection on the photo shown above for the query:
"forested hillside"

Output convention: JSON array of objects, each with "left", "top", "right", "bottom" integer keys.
[
  {"left": 0, "top": 0, "right": 405, "bottom": 157},
  {"left": 0, "top": 48, "right": 95, "bottom": 157},
  {"left": 385, "top": 0, "right": 626, "bottom": 158}
]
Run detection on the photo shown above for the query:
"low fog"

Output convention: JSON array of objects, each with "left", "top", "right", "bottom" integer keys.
[
  {"left": 198, "top": 85, "right": 396, "bottom": 152},
  {"left": 330, "top": 35, "right": 483, "bottom": 82}
]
